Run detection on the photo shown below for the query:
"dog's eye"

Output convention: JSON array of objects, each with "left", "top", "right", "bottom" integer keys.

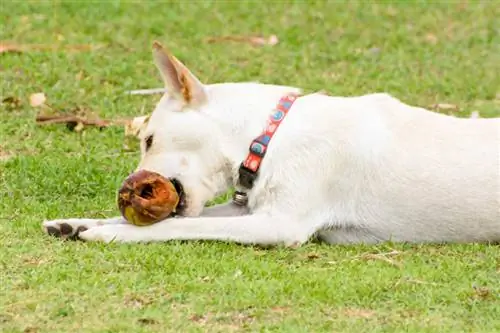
[{"left": 145, "top": 135, "right": 154, "bottom": 151}]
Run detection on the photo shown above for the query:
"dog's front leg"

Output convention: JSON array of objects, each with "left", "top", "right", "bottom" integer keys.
[
  {"left": 42, "top": 216, "right": 126, "bottom": 239},
  {"left": 77, "top": 214, "right": 312, "bottom": 247},
  {"left": 41, "top": 202, "right": 248, "bottom": 239}
]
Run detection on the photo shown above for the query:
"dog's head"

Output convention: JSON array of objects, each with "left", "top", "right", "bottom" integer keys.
[{"left": 119, "top": 42, "right": 301, "bottom": 221}]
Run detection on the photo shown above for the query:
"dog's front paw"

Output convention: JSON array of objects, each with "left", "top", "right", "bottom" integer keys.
[
  {"left": 78, "top": 224, "right": 148, "bottom": 243},
  {"left": 42, "top": 218, "right": 94, "bottom": 239},
  {"left": 42, "top": 217, "right": 127, "bottom": 240}
]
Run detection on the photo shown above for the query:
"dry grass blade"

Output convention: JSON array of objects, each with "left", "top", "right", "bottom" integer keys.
[
  {"left": 354, "top": 250, "right": 403, "bottom": 268},
  {"left": 393, "top": 277, "right": 441, "bottom": 288},
  {"left": 36, "top": 114, "right": 130, "bottom": 129},
  {"left": 125, "top": 88, "right": 167, "bottom": 95},
  {"left": 36, "top": 114, "right": 110, "bottom": 127},
  {"left": 204, "top": 34, "right": 279, "bottom": 46},
  {"left": 327, "top": 250, "right": 403, "bottom": 267},
  {"left": 0, "top": 43, "right": 23, "bottom": 54},
  {"left": 342, "top": 308, "right": 377, "bottom": 318},
  {"left": 0, "top": 41, "right": 104, "bottom": 54},
  {"left": 361, "top": 253, "right": 402, "bottom": 267},
  {"left": 429, "top": 103, "right": 459, "bottom": 111}
]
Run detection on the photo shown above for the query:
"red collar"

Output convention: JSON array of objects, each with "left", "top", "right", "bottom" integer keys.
[{"left": 237, "top": 93, "right": 300, "bottom": 190}]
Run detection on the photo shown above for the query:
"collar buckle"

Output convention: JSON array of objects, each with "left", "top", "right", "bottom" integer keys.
[{"left": 237, "top": 163, "right": 258, "bottom": 189}]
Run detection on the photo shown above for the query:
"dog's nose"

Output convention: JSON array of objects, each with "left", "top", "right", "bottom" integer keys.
[{"left": 117, "top": 170, "right": 180, "bottom": 226}]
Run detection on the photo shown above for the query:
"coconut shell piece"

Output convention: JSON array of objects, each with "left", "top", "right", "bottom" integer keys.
[{"left": 117, "top": 170, "right": 179, "bottom": 226}]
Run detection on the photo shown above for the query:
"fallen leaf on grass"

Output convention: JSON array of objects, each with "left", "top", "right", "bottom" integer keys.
[
  {"left": 137, "top": 318, "right": 159, "bottom": 325},
  {"left": 205, "top": 34, "right": 279, "bottom": 47},
  {"left": 124, "top": 115, "right": 150, "bottom": 138},
  {"left": 306, "top": 252, "right": 320, "bottom": 260},
  {"left": 29, "top": 92, "right": 46, "bottom": 107}
]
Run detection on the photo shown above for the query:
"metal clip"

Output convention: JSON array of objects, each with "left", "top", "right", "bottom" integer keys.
[{"left": 232, "top": 191, "right": 248, "bottom": 206}]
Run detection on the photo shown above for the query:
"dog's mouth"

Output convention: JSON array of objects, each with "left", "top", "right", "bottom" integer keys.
[{"left": 169, "top": 178, "right": 186, "bottom": 216}]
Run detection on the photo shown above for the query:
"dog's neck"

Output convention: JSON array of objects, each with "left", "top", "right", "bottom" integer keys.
[{"left": 202, "top": 83, "right": 302, "bottom": 191}]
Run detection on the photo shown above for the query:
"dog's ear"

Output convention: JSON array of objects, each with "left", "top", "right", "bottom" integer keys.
[{"left": 152, "top": 41, "right": 207, "bottom": 108}]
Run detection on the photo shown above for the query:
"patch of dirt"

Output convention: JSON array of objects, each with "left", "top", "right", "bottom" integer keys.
[
  {"left": 342, "top": 308, "right": 377, "bottom": 319},
  {"left": 189, "top": 308, "right": 256, "bottom": 330},
  {"left": 123, "top": 289, "right": 170, "bottom": 309},
  {"left": 2, "top": 96, "right": 22, "bottom": 110},
  {"left": 124, "top": 295, "right": 153, "bottom": 309},
  {"left": 0, "top": 147, "right": 13, "bottom": 161},
  {"left": 189, "top": 313, "right": 210, "bottom": 324},
  {"left": 270, "top": 306, "right": 290, "bottom": 314},
  {"left": 21, "top": 256, "right": 52, "bottom": 267},
  {"left": 471, "top": 285, "right": 496, "bottom": 301},
  {"left": 0, "top": 313, "right": 12, "bottom": 323}
]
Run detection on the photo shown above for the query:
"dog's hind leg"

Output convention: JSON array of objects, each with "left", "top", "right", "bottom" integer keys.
[{"left": 42, "top": 216, "right": 126, "bottom": 239}]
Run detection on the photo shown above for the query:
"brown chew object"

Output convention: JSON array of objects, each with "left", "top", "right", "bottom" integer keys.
[{"left": 117, "top": 170, "right": 179, "bottom": 226}]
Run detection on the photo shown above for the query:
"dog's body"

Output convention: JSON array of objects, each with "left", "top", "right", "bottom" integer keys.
[{"left": 43, "top": 43, "right": 500, "bottom": 246}]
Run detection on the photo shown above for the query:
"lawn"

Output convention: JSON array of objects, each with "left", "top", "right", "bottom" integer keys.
[{"left": 1, "top": 1, "right": 499, "bottom": 332}]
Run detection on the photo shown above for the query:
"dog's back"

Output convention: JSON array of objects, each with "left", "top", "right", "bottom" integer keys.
[{"left": 255, "top": 93, "right": 500, "bottom": 243}]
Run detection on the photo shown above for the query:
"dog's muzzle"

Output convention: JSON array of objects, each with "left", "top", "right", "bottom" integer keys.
[{"left": 117, "top": 170, "right": 185, "bottom": 226}]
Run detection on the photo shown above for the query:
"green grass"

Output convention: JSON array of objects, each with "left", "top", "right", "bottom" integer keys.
[{"left": 1, "top": 1, "right": 499, "bottom": 332}]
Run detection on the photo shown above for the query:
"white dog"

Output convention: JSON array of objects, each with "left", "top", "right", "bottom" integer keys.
[{"left": 42, "top": 42, "right": 500, "bottom": 246}]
